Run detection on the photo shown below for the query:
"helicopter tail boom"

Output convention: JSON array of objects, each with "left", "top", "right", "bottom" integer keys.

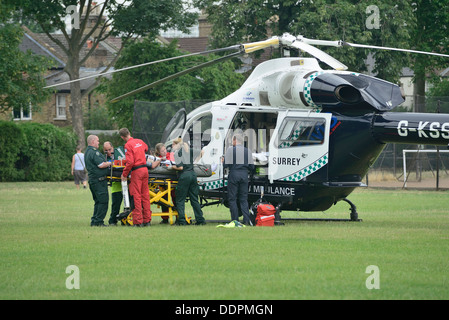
[{"left": 372, "top": 112, "right": 449, "bottom": 146}]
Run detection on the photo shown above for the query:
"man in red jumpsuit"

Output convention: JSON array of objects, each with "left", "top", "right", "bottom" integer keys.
[{"left": 119, "top": 128, "right": 151, "bottom": 227}]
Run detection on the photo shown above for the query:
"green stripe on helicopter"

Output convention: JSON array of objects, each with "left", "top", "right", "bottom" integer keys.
[{"left": 281, "top": 154, "right": 328, "bottom": 182}]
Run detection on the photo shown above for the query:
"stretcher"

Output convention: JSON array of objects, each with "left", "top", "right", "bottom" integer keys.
[
  {"left": 107, "top": 161, "right": 212, "bottom": 225},
  {"left": 148, "top": 177, "right": 182, "bottom": 225},
  {"left": 106, "top": 163, "right": 179, "bottom": 225}
]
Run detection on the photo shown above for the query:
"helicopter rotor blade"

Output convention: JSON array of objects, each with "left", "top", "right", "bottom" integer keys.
[
  {"left": 44, "top": 38, "right": 278, "bottom": 90},
  {"left": 291, "top": 41, "right": 348, "bottom": 71},
  {"left": 44, "top": 45, "right": 242, "bottom": 89},
  {"left": 296, "top": 36, "right": 343, "bottom": 48},
  {"left": 242, "top": 37, "right": 280, "bottom": 53},
  {"left": 297, "top": 35, "right": 449, "bottom": 58},
  {"left": 341, "top": 42, "right": 449, "bottom": 58},
  {"left": 110, "top": 51, "right": 244, "bottom": 103},
  {"left": 109, "top": 37, "right": 280, "bottom": 102},
  {"left": 280, "top": 34, "right": 348, "bottom": 70},
  {"left": 44, "top": 33, "right": 449, "bottom": 91}
]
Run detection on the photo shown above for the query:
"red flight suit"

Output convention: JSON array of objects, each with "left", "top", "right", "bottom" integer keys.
[{"left": 122, "top": 137, "right": 151, "bottom": 225}]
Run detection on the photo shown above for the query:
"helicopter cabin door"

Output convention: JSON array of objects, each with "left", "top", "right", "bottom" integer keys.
[{"left": 268, "top": 111, "right": 331, "bottom": 183}]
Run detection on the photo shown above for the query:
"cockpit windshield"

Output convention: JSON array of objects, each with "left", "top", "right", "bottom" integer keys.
[{"left": 161, "top": 108, "right": 186, "bottom": 144}]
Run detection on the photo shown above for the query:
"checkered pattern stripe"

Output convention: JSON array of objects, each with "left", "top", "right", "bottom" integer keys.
[
  {"left": 281, "top": 154, "right": 328, "bottom": 181},
  {"left": 279, "top": 128, "right": 302, "bottom": 149},
  {"left": 303, "top": 71, "right": 324, "bottom": 109},
  {"left": 201, "top": 179, "right": 227, "bottom": 190}
]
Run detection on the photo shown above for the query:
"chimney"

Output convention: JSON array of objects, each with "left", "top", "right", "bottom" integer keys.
[{"left": 81, "top": 2, "right": 106, "bottom": 37}]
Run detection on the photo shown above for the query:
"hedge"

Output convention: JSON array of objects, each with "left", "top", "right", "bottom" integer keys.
[{"left": 0, "top": 121, "right": 77, "bottom": 182}]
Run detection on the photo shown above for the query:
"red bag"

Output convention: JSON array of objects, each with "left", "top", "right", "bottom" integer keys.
[{"left": 256, "top": 203, "right": 276, "bottom": 227}]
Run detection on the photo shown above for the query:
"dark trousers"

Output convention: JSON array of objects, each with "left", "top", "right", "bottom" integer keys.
[
  {"left": 89, "top": 180, "right": 109, "bottom": 226},
  {"left": 175, "top": 170, "right": 205, "bottom": 225},
  {"left": 227, "top": 170, "right": 250, "bottom": 224},
  {"left": 108, "top": 191, "right": 123, "bottom": 224}
]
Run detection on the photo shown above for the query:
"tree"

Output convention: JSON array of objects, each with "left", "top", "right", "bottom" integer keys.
[
  {"left": 194, "top": 0, "right": 302, "bottom": 49},
  {"left": 11, "top": 0, "right": 198, "bottom": 149},
  {"left": 195, "top": 0, "right": 416, "bottom": 83},
  {"left": 295, "top": 0, "right": 416, "bottom": 83},
  {"left": 100, "top": 39, "right": 244, "bottom": 129},
  {"left": 410, "top": 0, "right": 449, "bottom": 112},
  {"left": 428, "top": 80, "right": 449, "bottom": 97},
  {"left": 0, "top": 7, "right": 53, "bottom": 115}
]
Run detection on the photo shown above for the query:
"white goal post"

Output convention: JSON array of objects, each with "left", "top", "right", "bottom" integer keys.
[{"left": 402, "top": 149, "right": 449, "bottom": 187}]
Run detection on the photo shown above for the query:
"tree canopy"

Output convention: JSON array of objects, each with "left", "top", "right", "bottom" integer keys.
[
  {"left": 0, "top": 7, "right": 53, "bottom": 114},
  {"left": 7, "top": 0, "right": 199, "bottom": 148},
  {"left": 100, "top": 39, "right": 244, "bottom": 129},
  {"left": 196, "top": 0, "right": 418, "bottom": 83},
  {"left": 410, "top": 0, "right": 449, "bottom": 111},
  {"left": 190, "top": 0, "right": 449, "bottom": 137}
]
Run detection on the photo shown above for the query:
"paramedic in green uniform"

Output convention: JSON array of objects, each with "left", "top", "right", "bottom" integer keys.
[
  {"left": 85, "top": 135, "right": 112, "bottom": 227},
  {"left": 172, "top": 138, "right": 206, "bottom": 226},
  {"left": 103, "top": 141, "right": 126, "bottom": 225}
]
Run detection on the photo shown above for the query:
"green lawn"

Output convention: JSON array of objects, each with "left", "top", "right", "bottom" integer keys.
[{"left": 0, "top": 181, "right": 448, "bottom": 300}]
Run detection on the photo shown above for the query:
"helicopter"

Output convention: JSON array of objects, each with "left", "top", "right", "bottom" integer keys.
[{"left": 51, "top": 33, "right": 449, "bottom": 222}]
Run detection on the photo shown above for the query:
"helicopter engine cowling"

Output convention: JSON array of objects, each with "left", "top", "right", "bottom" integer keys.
[{"left": 309, "top": 73, "right": 405, "bottom": 113}]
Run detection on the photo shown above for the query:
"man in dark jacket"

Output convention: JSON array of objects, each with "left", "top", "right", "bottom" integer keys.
[
  {"left": 85, "top": 135, "right": 112, "bottom": 227},
  {"left": 172, "top": 138, "right": 206, "bottom": 226},
  {"left": 223, "top": 131, "right": 254, "bottom": 225}
]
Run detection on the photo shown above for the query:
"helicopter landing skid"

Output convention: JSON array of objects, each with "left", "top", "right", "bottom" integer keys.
[
  {"left": 342, "top": 198, "right": 361, "bottom": 221},
  {"left": 281, "top": 198, "right": 362, "bottom": 222}
]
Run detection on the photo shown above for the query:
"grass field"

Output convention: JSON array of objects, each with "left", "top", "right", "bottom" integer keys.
[{"left": 0, "top": 181, "right": 448, "bottom": 300}]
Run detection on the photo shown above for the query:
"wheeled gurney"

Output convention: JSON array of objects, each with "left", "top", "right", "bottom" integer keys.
[{"left": 106, "top": 162, "right": 213, "bottom": 225}]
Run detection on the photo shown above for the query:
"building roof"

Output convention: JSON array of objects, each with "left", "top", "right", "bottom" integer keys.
[
  {"left": 20, "top": 26, "right": 120, "bottom": 68},
  {"left": 20, "top": 26, "right": 121, "bottom": 92},
  {"left": 19, "top": 31, "right": 66, "bottom": 69},
  {"left": 165, "top": 37, "right": 211, "bottom": 53},
  {"left": 45, "top": 67, "right": 113, "bottom": 92}
]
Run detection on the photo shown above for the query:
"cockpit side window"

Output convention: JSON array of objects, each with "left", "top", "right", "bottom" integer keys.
[{"left": 278, "top": 118, "right": 326, "bottom": 148}]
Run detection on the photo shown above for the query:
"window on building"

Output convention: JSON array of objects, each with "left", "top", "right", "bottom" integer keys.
[
  {"left": 13, "top": 105, "right": 32, "bottom": 121},
  {"left": 56, "top": 94, "right": 66, "bottom": 119}
]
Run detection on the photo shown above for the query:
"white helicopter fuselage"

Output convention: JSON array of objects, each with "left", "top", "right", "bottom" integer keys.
[
  {"left": 166, "top": 55, "right": 449, "bottom": 214},
  {"left": 179, "top": 58, "right": 339, "bottom": 190}
]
